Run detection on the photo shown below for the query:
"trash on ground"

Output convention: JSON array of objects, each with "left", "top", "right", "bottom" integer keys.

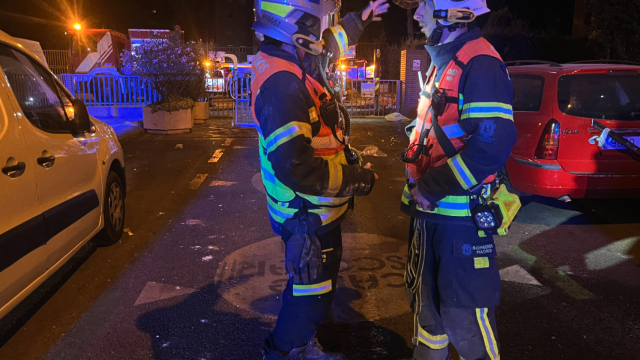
[
  {"left": 175, "top": 144, "right": 183, "bottom": 149},
  {"left": 123, "top": 228, "right": 134, "bottom": 236},
  {"left": 361, "top": 146, "right": 388, "bottom": 157},
  {"left": 367, "top": 132, "right": 374, "bottom": 136},
  {"left": 209, "top": 181, "right": 237, "bottom": 187},
  {"left": 202, "top": 255, "right": 213, "bottom": 262},
  {"left": 208, "top": 245, "right": 220, "bottom": 250},
  {"left": 185, "top": 219, "right": 203, "bottom": 226},
  {"left": 385, "top": 112, "right": 410, "bottom": 122}
]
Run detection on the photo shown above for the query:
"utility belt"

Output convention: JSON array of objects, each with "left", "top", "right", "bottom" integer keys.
[{"left": 402, "top": 86, "right": 521, "bottom": 236}]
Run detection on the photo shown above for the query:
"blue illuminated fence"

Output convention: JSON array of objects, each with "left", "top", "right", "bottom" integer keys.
[{"left": 58, "top": 74, "right": 160, "bottom": 106}]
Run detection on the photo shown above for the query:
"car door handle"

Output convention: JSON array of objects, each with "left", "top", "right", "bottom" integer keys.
[
  {"left": 2, "top": 162, "right": 26, "bottom": 177},
  {"left": 37, "top": 155, "right": 56, "bottom": 168}
]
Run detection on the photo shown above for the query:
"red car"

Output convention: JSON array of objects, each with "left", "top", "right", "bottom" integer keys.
[{"left": 504, "top": 61, "right": 640, "bottom": 199}]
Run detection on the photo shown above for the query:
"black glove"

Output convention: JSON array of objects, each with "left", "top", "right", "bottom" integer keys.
[{"left": 283, "top": 209, "right": 323, "bottom": 285}]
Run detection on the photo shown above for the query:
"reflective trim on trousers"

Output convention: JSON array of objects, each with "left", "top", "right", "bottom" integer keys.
[
  {"left": 417, "top": 326, "right": 450, "bottom": 350},
  {"left": 292, "top": 279, "right": 332, "bottom": 296},
  {"left": 476, "top": 308, "right": 500, "bottom": 360}
]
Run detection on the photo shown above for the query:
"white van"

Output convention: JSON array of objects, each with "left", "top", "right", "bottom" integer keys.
[{"left": 0, "top": 30, "right": 126, "bottom": 320}]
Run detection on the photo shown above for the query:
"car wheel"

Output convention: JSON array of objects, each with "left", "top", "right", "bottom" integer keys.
[{"left": 94, "top": 171, "right": 125, "bottom": 246}]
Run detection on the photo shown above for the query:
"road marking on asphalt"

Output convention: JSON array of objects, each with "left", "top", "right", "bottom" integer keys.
[
  {"left": 510, "top": 245, "right": 596, "bottom": 300},
  {"left": 134, "top": 282, "right": 197, "bottom": 306},
  {"left": 392, "top": 177, "right": 407, "bottom": 181},
  {"left": 500, "top": 265, "right": 542, "bottom": 286},
  {"left": 223, "top": 139, "right": 233, "bottom": 146},
  {"left": 233, "top": 146, "right": 250, "bottom": 149},
  {"left": 215, "top": 233, "right": 410, "bottom": 321},
  {"left": 188, "top": 174, "right": 208, "bottom": 189},
  {"left": 208, "top": 149, "right": 224, "bottom": 163},
  {"left": 584, "top": 236, "right": 639, "bottom": 271},
  {"left": 210, "top": 181, "right": 237, "bottom": 187}
]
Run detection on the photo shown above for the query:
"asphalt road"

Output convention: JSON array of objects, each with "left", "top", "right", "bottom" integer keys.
[{"left": 0, "top": 118, "right": 638, "bottom": 360}]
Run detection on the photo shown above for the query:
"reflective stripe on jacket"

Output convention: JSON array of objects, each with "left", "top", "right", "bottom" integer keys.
[{"left": 403, "top": 38, "right": 508, "bottom": 217}]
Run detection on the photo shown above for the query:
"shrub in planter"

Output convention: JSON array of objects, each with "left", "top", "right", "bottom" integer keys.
[{"left": 121, "top": 29, "right": 204, "bottom": 133}]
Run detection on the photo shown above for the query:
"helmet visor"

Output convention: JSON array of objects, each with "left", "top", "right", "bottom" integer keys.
[{"left": 393, "top": 0, "right": 420, "bottom": 9}]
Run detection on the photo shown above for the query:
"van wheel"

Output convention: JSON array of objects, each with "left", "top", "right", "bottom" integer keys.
[{"left": 94, "top": 171, "right": 125, "bottom": 247}]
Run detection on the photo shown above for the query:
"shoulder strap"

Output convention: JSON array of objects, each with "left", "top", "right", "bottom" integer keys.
[{"left": 431, "top": 106, "right": 458, "bottom": 158}]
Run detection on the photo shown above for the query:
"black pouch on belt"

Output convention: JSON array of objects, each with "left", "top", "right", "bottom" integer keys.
[{"left": 282, "top": 207, "right": 324, "bottom": 285}]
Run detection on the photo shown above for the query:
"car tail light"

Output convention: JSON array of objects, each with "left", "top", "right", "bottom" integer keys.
[{"left": 535, "top": 119, "right": 561, "bottom": 160}]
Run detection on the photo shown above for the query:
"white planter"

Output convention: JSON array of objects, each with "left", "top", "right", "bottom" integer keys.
[
  {"left": 192, "top": 101, "right": 210, "bottom": 123},
  {"left": 143, "top": 107, "right": 193, "bottom": 134}
]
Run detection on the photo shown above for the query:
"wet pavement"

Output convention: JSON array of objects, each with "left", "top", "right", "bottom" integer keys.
[{"left": 0, "top": 117, "right": 638, "bottom": 360}]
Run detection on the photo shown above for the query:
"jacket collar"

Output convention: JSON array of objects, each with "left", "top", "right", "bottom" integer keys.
[
  {"left": 259, "top": 44, "right": 300, "bottom": 65},
  {"left": 425, "top": 28, "right": 483, "bottom": 73}
]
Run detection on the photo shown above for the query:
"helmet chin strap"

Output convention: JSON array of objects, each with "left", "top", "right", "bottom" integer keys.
[{"left": 426, "top": 21, "right": 468, "bottom": 46}]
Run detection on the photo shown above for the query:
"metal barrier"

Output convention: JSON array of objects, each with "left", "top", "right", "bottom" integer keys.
[
  {"left": 210, "top": 74, "right": 251, "bottom": 118},
  {"left": 44, "top": 50, "right": 69, "bottom": 76},
  {"left": 343, "top": 79, "right": 401, "bottom": 117},
  {"left": 58, "top": 74, "right": 159, "bottom": 106},
  {"left": 231, "top": 76, "right": 255, "bottom": 127}
]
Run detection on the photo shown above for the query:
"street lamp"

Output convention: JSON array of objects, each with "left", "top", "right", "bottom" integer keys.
[{"left": 73, "top": 23, "right": 82, "bottom": 31}]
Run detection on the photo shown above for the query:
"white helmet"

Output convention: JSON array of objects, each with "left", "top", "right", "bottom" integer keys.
[{"left": 394, "top": 0, "right": 490, "bottom": 19}]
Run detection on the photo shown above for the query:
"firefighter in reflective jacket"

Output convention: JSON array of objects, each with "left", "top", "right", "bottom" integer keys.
[
  {"left": 396, "top": 1, "right": 517, "bottom": 359},
  {"left": 251, "top": 1, "right": 389, "bottom": 359}
]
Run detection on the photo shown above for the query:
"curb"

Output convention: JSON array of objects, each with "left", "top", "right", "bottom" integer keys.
[{"left": 115, "top": 126, "right": 146, "bottom": 143}]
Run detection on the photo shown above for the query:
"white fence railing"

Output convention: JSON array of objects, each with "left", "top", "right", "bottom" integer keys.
[{"left": 58, "top": 74, "right": 159, "bottom": 106}]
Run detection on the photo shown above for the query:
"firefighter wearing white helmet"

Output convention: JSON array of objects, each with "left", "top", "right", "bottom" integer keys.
[
  {"left": 397, "top": 0, "right": 518, "bottom": 359},
  {"left": 251, "top": 1, "right": 389, "bottom": 359}
]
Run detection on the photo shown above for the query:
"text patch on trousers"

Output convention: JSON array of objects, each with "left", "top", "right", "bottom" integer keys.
[{"left": 455, "top": 241, "right": 497, "bottom": 258}]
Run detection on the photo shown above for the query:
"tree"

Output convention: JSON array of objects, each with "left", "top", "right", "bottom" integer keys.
[
  {"left": 588, "top": 0, "right": 640, "bottom": 60},
  {"left": 121, "top": 29, "right": 205, "bottom": 111}
]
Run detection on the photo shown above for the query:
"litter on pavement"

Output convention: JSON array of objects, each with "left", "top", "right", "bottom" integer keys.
[
  {"left": 385, "top": 112, "right": 411, "bottom": 122},
  {"left": 361, "top": 146, "right": 388, "bottom": 157}
]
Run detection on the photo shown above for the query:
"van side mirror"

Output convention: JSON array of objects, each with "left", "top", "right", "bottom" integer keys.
[{"left": 72, "top": 99, "right": 91, "bottom": 136}]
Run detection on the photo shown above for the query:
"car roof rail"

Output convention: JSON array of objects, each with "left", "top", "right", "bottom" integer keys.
[
  {"left": 567, "top": 60, "right": 640, "bottom": 66},
  {"left": 504, "top": 60, "right": 562, "bottom": 68}
]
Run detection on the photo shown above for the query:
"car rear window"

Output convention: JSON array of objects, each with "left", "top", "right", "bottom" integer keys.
[
  {"left": 558, "top": 72, "right": 640, "bottom": 121},
  {"left": 510, "top": 75, "right": 545, "bottom": 112}
]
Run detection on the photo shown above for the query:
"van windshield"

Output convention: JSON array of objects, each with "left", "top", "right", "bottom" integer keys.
[{"left": 558, "top": 72, "right": 640, "bottom": 121}]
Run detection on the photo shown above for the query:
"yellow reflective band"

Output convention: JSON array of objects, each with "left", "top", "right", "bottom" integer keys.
[
  {"left": 401, "top": 185, "right": 472, "bottom": 216},
  {"left": 265, "top": 122, "right": 312, "bottom": 153},
  {"left": 261, "top": 1, "right": 292, "bottom": 17},
  {"left": 417, "top": 326, "right": 449, "bottom": 350},
  {"left": 323, "top": 160, "right": 343, "bottom": 197},
  {"left": 461, "top": 102, "right": 514, "bottom": 121},
  {"left": 476, "top": 308, "right": 500, "bottom": 360},
  {"left": 309, "top": 107, "right": 319, "bottom": 124},
  {"left": 330, "top": 25, "right": 348, "bottom": 58},
  {"left": 310, "top": 202, "right": 349, "bottom": 225},
  {"left": 293, "top": 279, "right": 332, "bottom": 296},
  {"left": 298, "top": 193, "right": 351, "bottom": 206},
  {"left": 447, "top": 154, "right": 477, "bottom": 190},
  {"left": 474, "top": 257, "right": 490, "bottom": 269}
]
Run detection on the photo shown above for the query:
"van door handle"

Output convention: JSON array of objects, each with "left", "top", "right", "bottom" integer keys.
[
  {"left": 2, "top": 162, "right": 26, "bottom": 177},
  {"left": 37, "top": 155, "right": 56, "bottom": 168}
]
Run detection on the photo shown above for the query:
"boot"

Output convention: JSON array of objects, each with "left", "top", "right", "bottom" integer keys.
[{"left": 288, "top": 338, "right": 347, "bottom": 360}]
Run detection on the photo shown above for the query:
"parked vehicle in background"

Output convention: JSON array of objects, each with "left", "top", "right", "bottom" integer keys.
[
  {"left": 0, "top": 30, "right": 126, "bottom": 320},
  {"left": 505, "top": 61, "right": 640, "bottom": 199}
]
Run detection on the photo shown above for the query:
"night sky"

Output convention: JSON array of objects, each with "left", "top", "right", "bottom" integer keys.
[{"left": 0, "top": 0, "right": 577, "bottom": 49}]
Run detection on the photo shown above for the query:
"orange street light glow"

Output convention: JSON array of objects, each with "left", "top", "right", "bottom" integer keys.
[
  {"left": 204, "top": 61, "right": 212, "bottom": 67},
  {"left": 74, "top": 23, "right": 82, "bottom": 30}
]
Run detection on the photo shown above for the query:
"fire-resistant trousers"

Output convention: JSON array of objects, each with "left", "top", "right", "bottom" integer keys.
[
  {"left": 265, "top": 224, "right": 343, "bottom": 357},
  {"left": 406, "top": 218, "right": 501, "bottom": 360}
]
